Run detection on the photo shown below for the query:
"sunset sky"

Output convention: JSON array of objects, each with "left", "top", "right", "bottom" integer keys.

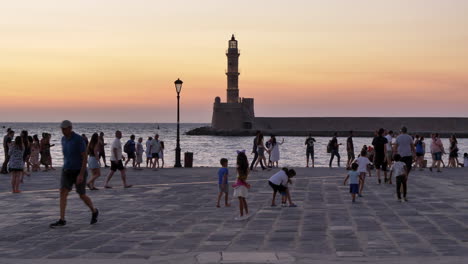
[{"left": 1, "top": 0, "right": 467, "bottom": 122}]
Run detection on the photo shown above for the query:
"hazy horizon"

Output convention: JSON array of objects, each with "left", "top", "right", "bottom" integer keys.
[{"left": 2, "top": 0, "right": 468, "bottom": 122}]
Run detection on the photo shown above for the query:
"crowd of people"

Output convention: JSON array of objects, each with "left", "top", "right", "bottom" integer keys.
[
  {"left": 0, "top": 125, "right": 168, "bottom": 193},
  {"left": 1, "top": 123, "right": 467, "bottom": 225}
]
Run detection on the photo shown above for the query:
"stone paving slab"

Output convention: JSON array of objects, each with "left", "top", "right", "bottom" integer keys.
[{"left": 0, "top": 167, "right": 468, "bottom": 263}]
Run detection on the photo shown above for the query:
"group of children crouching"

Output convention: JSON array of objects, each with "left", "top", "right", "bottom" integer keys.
[
  {"left": 344, "top": 150, "right": 408, "bottom": 203},
  {"left": 216, "top": 151, "right": 297, "bottom": 220}
]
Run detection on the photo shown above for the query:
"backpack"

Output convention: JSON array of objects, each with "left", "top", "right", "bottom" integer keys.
[
  {"left": 327, "top": 140, "right": 332, "bottom": 153},
  {"left": 124, "top": 141, "right": 131, "bottom": 153}
]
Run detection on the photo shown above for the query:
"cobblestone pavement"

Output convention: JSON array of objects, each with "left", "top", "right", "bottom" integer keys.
[{"left": 0, "top": 167, "right": 467, "bottom": 263}]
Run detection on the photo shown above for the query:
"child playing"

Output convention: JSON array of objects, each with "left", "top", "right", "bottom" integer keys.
[
  {"left": 343, "top": 163, "right": 362, "bottom": 203},
  {"left": 217, "top": 158, "right": 230, "bottom": 208},
  {"left": 135, "top": 137, "right": 144, "bottom": 169},
  {"left": 389, "top": 154, "right": 408, "bottom": 202},
  {"left": 233, "top": 151, "right": 251, "bottom": 220},
  {"left": 268, "top": 168, "right": 297, "bottom": 207},
  {"left": 356, "top": 149, "right": 371, "bottom": 197}
]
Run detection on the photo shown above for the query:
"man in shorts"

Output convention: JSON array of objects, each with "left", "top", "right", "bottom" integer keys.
[
  {"left": 50, "top": 120, "right": 98, "bottom": 228},
  {"left": 372, "top": 128, "right": 389, "bottom": 184},
  {"left": 396, "top": 126, "right": 415, "bottom": 176},
  {"left": 104, "top": 130, "right": 132, "bottom": 188}
]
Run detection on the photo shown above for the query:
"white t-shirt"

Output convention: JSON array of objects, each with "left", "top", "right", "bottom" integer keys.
[
  {"left": 150, "top": 139, "right": 161, "bottom": 154},
  {"left": 269, "top": 170, "right": 289, "bottom": 186},
  {"left": 356, "top": 156, "right": 371, "bottom": 173},
  {"left": 396, "top": 134, "right": 413, "bottom": 157},
  {"left": 385, "top": 135, "right": 393, "bottom": 152},
  {"left": 391, "top": 161, "right": 406, "bottom": 176},
  {"left": 110, "top": 138, "right": 123, "bottom": 161}
]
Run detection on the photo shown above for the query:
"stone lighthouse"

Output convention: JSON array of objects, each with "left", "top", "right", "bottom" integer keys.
[
  {"left": 211, "top": 35, "right": 255, "bottom": 131},
  {"left": 226, "top": 34, "right": 240, "bottom": 103}
]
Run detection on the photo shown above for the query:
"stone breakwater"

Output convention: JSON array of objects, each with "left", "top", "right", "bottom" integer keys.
[{"left": 190, "top": 117, "right": 468, "bottom": 137}]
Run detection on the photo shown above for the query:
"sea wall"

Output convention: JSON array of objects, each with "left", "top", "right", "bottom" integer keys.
[
  {"left": 254, "top": 117, "right": 468, "bottom": 135},
  {"left": 187, "top": 117, "right": 468, "bottom": 137}
]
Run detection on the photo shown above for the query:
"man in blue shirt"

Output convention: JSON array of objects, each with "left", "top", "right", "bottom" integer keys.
[{"left": 50, "top": 120, "right": 99, "bottom": 228}]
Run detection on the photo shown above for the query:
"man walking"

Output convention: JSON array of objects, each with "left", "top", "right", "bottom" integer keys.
[
  {"left": 250, "top": 131, "right": 265, "bottom": 171},
  {"left": 395, "top": 126, "right": 415, "bottom": 175},
  {"left": 1, "top": 129, "right": 14, "bottom": 174},
  {"left": 124, "top": 134, "right": 136, "bottom": 168},
  {"left": 329, "top": 132, "right": 341, "bottom": 168},
  {"left": 372, "top": 128, "right": 389, "bottom": 184},
  {"left": 50, "top": 120, "right": 98, "bottom": 227},
  {"left": 104, "top": 130, "right": 132, "bottom": 188}
]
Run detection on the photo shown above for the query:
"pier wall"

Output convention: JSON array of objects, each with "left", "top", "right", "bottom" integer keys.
[{"left": 254, "top": 117, "right": 468, "bottom": 135}]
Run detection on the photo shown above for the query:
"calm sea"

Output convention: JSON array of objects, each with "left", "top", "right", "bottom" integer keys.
[{"left": 1, "top": 123, "right": 467, "bottom": 168}]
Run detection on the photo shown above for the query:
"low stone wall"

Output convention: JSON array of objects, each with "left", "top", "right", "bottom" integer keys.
[
  {"left": 254, "top": 117, "right": 468, "bottom": 135},
  {"left": 187, "top": 117, "right": 468, "bottom": 137}
]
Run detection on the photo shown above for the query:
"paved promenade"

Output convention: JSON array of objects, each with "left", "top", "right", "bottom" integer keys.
[{"left": 0, "top": 167, "right": 468, "bottom": 263}]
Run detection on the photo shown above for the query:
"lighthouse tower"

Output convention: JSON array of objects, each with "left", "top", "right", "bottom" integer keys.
[
  {"left": 212, "top": 35, "right": 255, "bottom": 130},
  {"left": 226, "top": 34, "right": 240, "bottom": 103}
]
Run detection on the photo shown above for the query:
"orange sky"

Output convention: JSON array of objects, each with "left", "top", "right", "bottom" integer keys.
[{"left": 1, "top": 0, "right": 467, "bottom": 122}]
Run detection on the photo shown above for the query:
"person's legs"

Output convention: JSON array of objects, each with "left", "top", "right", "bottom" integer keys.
[
  {"left": 250, "top": 152, "right": 259, "bottom": 170},
  {"left": 216, "top": 192, "right": 223, "bottom": 207},
  {"left": 10, "top": 172, "right": 16, "bottom": 192},
  {"left": 336, "top": 151, "right": 341, "bottom": 167},
  {"left": 120, "top": 169, "right": 131, "bottom": 187},
  {"left": 243, "top": 198, "right": 249, "bottom": 215},
  {"left": 79, "top": 194, "right": 96, "bottom": 212},
  {"left": 225, "top": 191, "right": 230, "bottom": 206},
  {"left": 329, "top": 152, "right": 335, "bottom": 167},
  {"left": 88, "top": 168, "right": 101, "bottom": 189},
  {"left": 259, "top": 158, "right": 266, "bottom": 170},
  {"left": 396, "top": 176, "right": 402, "bottom": 200},
  {"left": 15, "top": 171, "right": 22, "bottom": 191},
  {"left": 238, "top": 197, "right": 243, "bottom": 216},
  {"left": 359, "top": 173, "right": 365, "bottom": 195},
  {"left": 402, "top": 177, "right": 407, "bottom": 199},
  {"left": 60, "top": 188, "right": 70, "bottom": 220},
  {"left": 271, "top": 190, "right": 277, "bottom": 206},
  {"left": 1, "top": 154, "right": 10, "bottom": 174},
  {"left": 104, "top": 170, "right": 115, "bottom": 187},
  {"left": 306, "top": 152, "right": 310, "bottom": 167},
  {"left": 286, "top": 189, "right": 293, "bottom": 205}
]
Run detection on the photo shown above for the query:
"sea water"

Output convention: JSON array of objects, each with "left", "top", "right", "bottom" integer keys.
[{"left": 1, "top": 123, "right": 466, "bottom": 168}]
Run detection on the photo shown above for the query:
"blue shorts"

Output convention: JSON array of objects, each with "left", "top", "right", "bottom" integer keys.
[
  {"left": 349, "top": 184, "right": 359, "bottom": 194},
  {"left": 434, "top": 152, "right": 442, "bottom": 161}
]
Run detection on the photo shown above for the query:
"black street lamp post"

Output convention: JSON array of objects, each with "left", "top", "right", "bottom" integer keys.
[{"left": 174, "top": 78, "right": 183, "bottom": 168}]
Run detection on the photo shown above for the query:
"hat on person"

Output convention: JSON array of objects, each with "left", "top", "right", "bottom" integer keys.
[{"left": 60, "top": 120, "right": 73, "bottom": 129}]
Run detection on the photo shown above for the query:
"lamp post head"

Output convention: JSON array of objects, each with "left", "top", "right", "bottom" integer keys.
[{"left": 174, "top": 78, "right": 183, "bottom": 94}]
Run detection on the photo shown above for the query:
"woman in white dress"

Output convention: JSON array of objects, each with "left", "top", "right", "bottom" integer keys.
[
  {"left": 145, "top": 137, "right": 153, "bottom": 168},
  {"left": 269, "top": 135, "right": 284, "bottom": 168}
]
